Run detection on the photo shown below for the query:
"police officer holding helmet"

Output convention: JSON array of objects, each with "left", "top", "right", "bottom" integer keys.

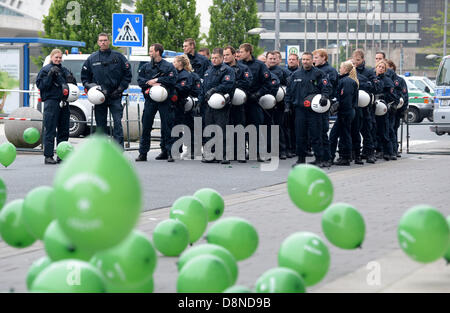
[
  {"left": 136, "top": 43, "right": 177, "bottom": 162},
  {"left": 285, "top": 52, "right": 331, "bottom": 167},
  {"left": 81, "top": 33, "right": 132, "bottom": 148},
  {"left": 37, "top": 48, "right": 77, "bottom": 165}
]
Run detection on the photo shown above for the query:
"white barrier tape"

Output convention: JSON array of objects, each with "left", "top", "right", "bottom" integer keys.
[
  {"left": 0, "top": 117, "right": 33, "bottom": 121},
  {"left": 0, "top": 89, "right": 39, "bottom": 94}
]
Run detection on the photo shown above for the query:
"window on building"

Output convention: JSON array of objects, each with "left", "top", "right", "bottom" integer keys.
[
  {"left": 265, "top": 0, "right": 275, "bottom": 12},
  {"left": 257, "top": 0, "right": 264, "bottom": 11},
  {"left": 407, "top": 20, "right": 418, "bottom": 32},
  {"left": 407, "top": 0, "right": 419, "bottom": 13},
  {"left": 383, "top": 0, "right": 394, "bottom": 13},
  {"left": 396, "top": 21, "right": 406, "bottom": 32},
  {"left": 396, "top": 0, "right": 406, "bottom": 13},
  {"left": 260, "top": 40, "right": 275, "bottom": 51},
  {"left": 328, "top": 20, "right": 337, "bottom": 32},
  {"left": 289, "top": 0, "right": 300, "bottom": 11},
  {"left": 338, "top": 0, "right": 347, "bottom": 13},
  {"left": 348, "top": 0, "right": 359, "bottom": 12},
  {"left": 281, "top": 20, "right": 304, "bottom": 32},
  {"left": 280, "top": 0, "right": 288, "bottom": 12},
  {"left": 307, "top": 20, "right": 316, "bottom": 32},
  {"left": 261, "top": 19, "right": 275, "bottom": 31},
  {"left": 326, "top": 0, "right": 336, "bottom": 12},
  {"left": 339, "top": 20, "right": 347, "bottom": 32}
]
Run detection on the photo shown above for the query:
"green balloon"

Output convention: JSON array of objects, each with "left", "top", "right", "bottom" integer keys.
[
  {"left": 170, "top": 196, "right": 207, "bottom": 244},
  {"left": 322, "top": 203, "right": 366, "bottom": 250},
  {"left": 206, "top": 217, "right": 258, "bottom": 261},
  {"left": 177, "top": 255, "right": 232, "bottom": 293},
  {"left": 23, "top": 186, "right": 54, "bottom": 240},
  {"left": 44, "top": 220, "right": 94, "bottom": 262},
  {"left": 445, "top": 216, "right": 450, "bottom": 264},
  {"left": 23, "top": 127, "right": 40, "bottom": 145},
  {"left": 50, "top": 135, "right": 142, "bottom": 252},
  {"left": 0, "top": 142, "right": 16, "bottom": 168},
  {"left": 178, "top": 244, "right": 238, "bottom": 285},
  {"left": 0, "top": 177, "right": 6, "bottom": 210},
  {"left": 90, "top": 230, "right": 157, "bottom": 286},
  {"left": 0, "top": 199, "right": 36, "bottom": 248},
  {"left": 255, "top": 267, "right": 306, "bottom": 293},
  {"left": 287, "top": 164, "right": 334, "bottom": 213},
  {"left": 398, "top": 205, "right": 450, "bottom": 263},
  {"left": 30, "top": 260, "right": 106, "bottom": 293},
  {"left": 56, "top": 141, "right": 74, "bottom": 160},
  {"left": 26, "top": 256, "right": 52, "bottom": 290},
  {"left": 278, "top": 232, "right": 330, "bottom": 286},
  {"left": 223, "top": 285, "right": 252, "bottom": 293},
  {"left": 153, "top": 219, "right": 189, "bottom": 257},
  {"left": 194, "top": 188, "right": 225, "bottom": 222},
  {"left": 105, "top": 276, "right": 154, "bottom": 293}
]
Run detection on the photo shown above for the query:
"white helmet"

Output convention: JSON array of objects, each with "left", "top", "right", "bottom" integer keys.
[
  {"left": 149, "top": 86, "right": 168, "bottom": 102},
  {"left": 397, "top": 97, "right": 405, "bottom": 109},
  {"left": 276, "top": 86, "right": 287, "bottom": 103},
  {"left": 375, "top": 100, "right": 388, "bottom": 116},
  {"left": 87, "top": 86, "right": 106, "bottom": 105},
  {"left": 232, "top": 88, "right": 247, "bottom": 106},
  {"left": 259, "top": 94, "right": 276, "bottom": 110},
  {"left": 208, "top": 93, "right": 226, "bottom": 109},
  {"left": 311, "top": 94, "right": 330, "bottom": 113},
  {"left": 67, "top": 84, "right": 80, "bottom": 102},
  {"left": 185, "top": 97, "right": 196, "bottom": 112},
  {"left": 358, "top": 90, "right": 371, "bottom": 108}
]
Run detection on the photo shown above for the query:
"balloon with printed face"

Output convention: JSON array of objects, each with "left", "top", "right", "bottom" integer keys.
[
  {"left": 193, "top": 188, "right": 225, "bottom": 222},
  {"left": 153, "top": 219, "right": 189, "bottom": 257},
  {"left": 169, "top": 196, "right": 208, "bottom": 244},
  {"left": 50, "top": 135, "right": 142, "bottom": 252},
  {"left": 278, "top": 232, "right": 330, "bottom": 286},
  {"left": 0, "top": 199, "right": 36, "bottom": 248},
  {"left": 90, "top": 230, "right": 157, "bottom": 287},
  {"left": 287, "top": 165, "right": 334, "bottom": 213},
  {"left": 398, "top": 205, "right": 450, "bottom": 263},
  {"left": 0, "top": 142, "right": 16, "bottom": 168},
  {"left": 205, "top": 217, "right": 259, "bottom": 261},
  {"left": 23, "top": 127, "right": 40, "bottom": 145},
  {"left": 177, "top": 255, "right": 232, "bottom": 293},
  {"left": 30, "top": 260, "right": 106, "bottom": 293},
  {"left": 23, "top": 186, "right": 54, "bottom": 240},
  {"left": 255, "top": 267, "right": 307, "bottom": 293}
]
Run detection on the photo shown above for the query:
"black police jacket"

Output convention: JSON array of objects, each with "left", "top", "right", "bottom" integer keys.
[
  {"left": 187, "top": 52, "right": 210, "bottom": 78},
  {"left": 285, "top": 66, "right": 332, "bottom": 109},
  {"left": 239, "top": 56, "right": 273, "bottom": 97},
  {"left": 376, "top": 73, "right": 400, "bottom": 106},
  {"left": 199, "top": 64, "right": 235, "bottom": 105},
  {"left": 81, "top": 49, "right": 132, "bottom": 94},
  {"left": 137, "top": 58, "right": 177, "bottom": 97},
  {"left": 337, "top": 73, "right": 358, "bottom": 113},
  {"left": 36, "top": 63, "right": 77, "bottom": 102},
  {"left": 386, "top": 70, "right": 406, "bottom": 103},
  {"left": 175, "top": 69, "right": 194, "bottom": 101},
  {"left": 356, "top": 62, "right": 381, "bottom": 94},
  {"left": 226, "top": 61, "right": 253, "bottom": 93},
  {"left": 287, "top": 66, "right": 299, "bottom": 73},
  {"left": 269, "top": 72, "right": 280, "bottom": 97},
  {"left": 269, "top": 65, "right": 291, "bottom": 86},
  {"left": 316, "top": 62, "right": 338, "bottom": 98}
]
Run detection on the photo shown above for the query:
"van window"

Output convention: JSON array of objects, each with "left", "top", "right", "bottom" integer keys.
[{"left": 436, "top": 58, "right": 450, "bottom": 86}]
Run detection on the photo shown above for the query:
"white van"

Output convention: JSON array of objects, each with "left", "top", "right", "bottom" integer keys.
[{"left": 60, "top": 53, "right": 172, "bottom": 137}]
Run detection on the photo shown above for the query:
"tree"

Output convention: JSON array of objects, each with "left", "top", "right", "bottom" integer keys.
[
  {"left": 39, "top": 0, "right": 122, "bottom": 65},
  {"left": 423, "top": 8, "right": 450, "bottom": 51},
  {"left": 208, "top": 0, "right": 260, "bottom": 51},
  {"left": 135, "top": 0, "right": 200, "bottom": 51}
]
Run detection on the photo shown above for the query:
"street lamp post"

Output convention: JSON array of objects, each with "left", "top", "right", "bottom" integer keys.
[
  {"left": 275, "top": 0, "right": 280, "bottom": 51},
  {"left": 445, "top": 0, "right": 448, "bottom": 57}
]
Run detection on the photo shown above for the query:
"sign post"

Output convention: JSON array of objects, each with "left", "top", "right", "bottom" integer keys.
[{"left": 285, "top": 45, "right": 301, "bottom": 66}]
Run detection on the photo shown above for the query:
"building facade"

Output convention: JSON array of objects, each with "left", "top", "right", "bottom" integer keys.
[{"left": 257, "top": 0, "right": 445, "bottom": 71}]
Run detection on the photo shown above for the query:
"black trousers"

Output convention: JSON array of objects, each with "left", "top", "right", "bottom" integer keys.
[
  {"left": 94, "top": 97, "right": 124, "bottom": 147},
  {"left": 330, "top": 110, "right": 355, "bottom": 160},
  {"left": 294, "top": 107, "right": 323, "bottom": 159},
  {"left": 204, "top": 104, "right": 231, "bottom": 160},
  {"left": 43, "top": 99, "right": 70, "bottom": 158}
]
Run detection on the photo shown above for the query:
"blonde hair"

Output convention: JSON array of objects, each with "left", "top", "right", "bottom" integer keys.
[
  {"left": 175, "top": 55, "right": 193, "bottom": 72},
  {"left": 375, "top": 60, "right": 387, "bottom": 72},
  {"left": 341, "top": 60, "right": 359, "bottom": 88},
  {"left": 50, "top": 49, "right": 63, "bottom": 57}
]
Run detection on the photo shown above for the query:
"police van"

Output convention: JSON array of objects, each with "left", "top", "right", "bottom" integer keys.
[
  {"left": 54, "top": 51, "right": 178, "bottom": 137},
  {"left": 431, "top": 55, "right": 450, "bottom": 136}
]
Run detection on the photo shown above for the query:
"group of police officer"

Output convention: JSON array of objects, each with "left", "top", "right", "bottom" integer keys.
[{"left": 38, "top": 32, "right": 408, "bottom": 168}]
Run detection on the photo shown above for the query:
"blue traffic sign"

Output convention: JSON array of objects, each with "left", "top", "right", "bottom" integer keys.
[{"left": 112, "top": 13, "right": 144, "bottom": 47}]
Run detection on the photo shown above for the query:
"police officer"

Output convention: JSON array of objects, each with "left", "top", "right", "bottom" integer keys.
[
  {"left": 285, "top": 52, "right": 332, "bottom": 166},
  {"left": 267, "top": 51, "right": 290, "bottom": 159},
  {"left": 168, "top": 54, "right": 195, "bottom": 162},
  {"left": 352, "top": 49, "right": 381, "bottom": 164},
  {"left": 239, "top": 43, "right": 275, "bottom": 161},
  {"left": 313, "top": 49, "right": 338, "bottom": 168},
  {"left": 374, "top": 60, "right": 399, "bottom": 161},
  {"left": 81, "top": 33, "right": 132, "bottom": 148},
  {"left": 286, "top": 53, "right": 300, "bottom": 158},
  {"left": 36, "top": 49, "right": 76, "bottom": 165},
  {"left": 199, "top": 48, "right": 236, "bottom": 164},
  {"left": 183, "top": 38, "right": 210, "bottom": 78},
  {"left": 329, "top": 61, "right": 359, "bottom": 166},
  {"left": 136, "top": 43, "right": 177, "bottom": 162},
  {"left": 223, "top": 46, "right": 253, "bottom": 162}
]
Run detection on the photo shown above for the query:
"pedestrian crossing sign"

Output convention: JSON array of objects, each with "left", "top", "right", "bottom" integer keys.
[{"left": 112, "top": 13, "right": 144, "bottom": 47}]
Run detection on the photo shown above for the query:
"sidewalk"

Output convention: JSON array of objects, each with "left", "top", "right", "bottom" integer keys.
[{"left": 0, "top": 152, "right": 449, "bottom": 293}]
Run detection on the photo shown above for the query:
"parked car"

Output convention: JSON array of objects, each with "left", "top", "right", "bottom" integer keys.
[{"left": 400, "top": 75, "right": 434, "bottom": 124}]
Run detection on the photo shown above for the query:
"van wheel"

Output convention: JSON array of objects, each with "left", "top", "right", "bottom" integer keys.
[
  {"left": 69, "top": 107, "right": 86, "bottom": 138},
  {"left": 407, "top": 108, "right": 422, "bottom": 124}
]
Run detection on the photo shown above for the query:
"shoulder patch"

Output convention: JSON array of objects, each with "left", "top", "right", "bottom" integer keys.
[
  {"left": 395, "top": 81, "right": 399, "bottom": 86},
  {"left": 169, "top": 72, "right": 174, "bottom": 77},
  {"left": 225, "top": 75, "right": 231, "bottom": 81},
  {"left": 323, "top": 79, "right": 328, "bottom": 85},
  {"left": 264, "top": 72, "right": 270, "bottom": 79},
  {"left": 245, "top": 72, "right": 249, "bottom": 78},
  {"left": 181, "top": 80, "right": 186, "bottom": 86}
]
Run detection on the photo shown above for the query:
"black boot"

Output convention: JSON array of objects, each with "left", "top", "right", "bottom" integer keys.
[
  {"left": 354, "top": 156, "right": 364, "bottom": 165},
  {"left": 292, "top": 156, "right": 306, "bottom": 168},
  {"left": 366, "top": 154, "right": 376, "bottom": 164},
  {"left": 309, "top": 159, "right": 322, "bottom": 167},
  {"left": 335, "top": 158, "right": 351, "bottom": 166},
  {"left": 167, "top": 153, "right": 174, "bottom": 163},
  {"left": 135, "top": 154, "right": 147, "bottom": 162},
  {"left": 321, "top": 160, "right": 332, "bottom": 168},
  {"left": 155, "top": 151, "right": 169, "bottom": 160},
  {"left": 44, "top": 157, "right": 57, "bottom": 165}
]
